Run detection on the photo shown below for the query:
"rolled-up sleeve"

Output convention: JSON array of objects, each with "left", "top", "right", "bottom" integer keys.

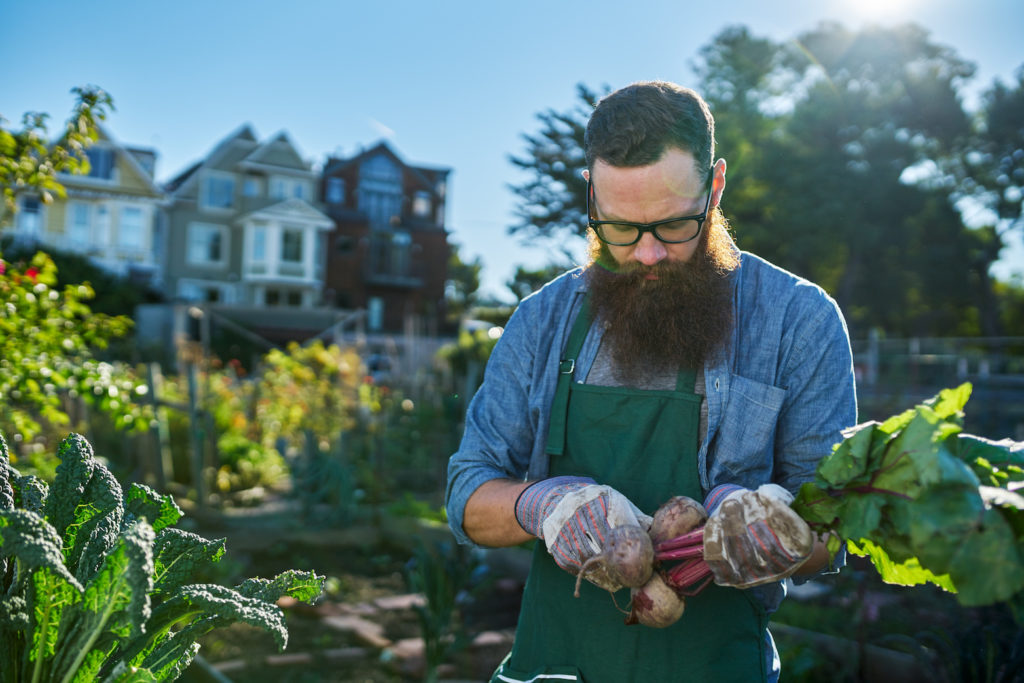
[{"left": 445, "top": 303, "right": 539, "bottom": 546}]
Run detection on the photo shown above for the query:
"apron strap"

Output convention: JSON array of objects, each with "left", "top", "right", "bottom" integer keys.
[
  {"left": 545, "top": 295, "right": 593, "bottom": 456},
  {"left": 675, "top": 367, "right": 697, "bottom": 393}
]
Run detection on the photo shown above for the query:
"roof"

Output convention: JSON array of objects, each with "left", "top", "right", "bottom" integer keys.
[{"left": 324, "top": 140, "right": 450, "bottom": 195}]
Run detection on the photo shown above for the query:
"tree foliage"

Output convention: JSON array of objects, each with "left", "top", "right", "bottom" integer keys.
[
  {"left": 506, "top": 263, "right": 573, "bottom": 303},
  {"left": 0, "top": 86, "right": 113, "bottom": 225},
  {"left": 507, "top": 83, "right": 605, "bottom": 264},
  {"left": 444, "top": 241, "right": 483, "bottom": 321},
  {"left": 506, "top": 22, "right": 1024, "bottom": 337}
]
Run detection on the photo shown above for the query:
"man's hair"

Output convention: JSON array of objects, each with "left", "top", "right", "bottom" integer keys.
[{"left": 584, "top": 81, "right": 715, "bottom": 181}]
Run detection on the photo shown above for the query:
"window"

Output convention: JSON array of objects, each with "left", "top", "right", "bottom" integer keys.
[
  {"left": 86, "top": 148, "right": 115, "bottom": 180},
  {"left": 242, "top": 176, "right": 261, "bottom": 197},
  {"left": 17, "top": 197, "right": 41, "bottom": 237},
  {"left": 368, "top": 297, "right": 384, "bottom": 331},
  {"left": 358, "top": 154, "right": 402, "bottom": 227},
  {"left": 201, "top": 173, "right": 235, "bottom": 210},
  {"left": 179, "top": 281, "right": 223, "bottom": 303},
  {"left": 118, "top": 207, "right": 144, "bottom": 252},
  {"left": 265, "top": 289, "right": 280, "bottom": 306},
  {"left": 68, "top": 202, "right": 91, "bottom": 245},
  {"left": 412, "top": 191, "right": 432, "bottom": 218},
  {"left": 391, "top": 231, "right": 412, "bottom": 275},
  {"left": 314, "top": 232, "right": 325, "bottom": 279},
  {"left": 362, "top": 191, "right": 401, "bottom": 226},
  {"left": 370, "top": 230, "right": 412, "bottom": 277},
  {"left": 270, "top": 176, "right": 309, "bottom": 201},
  {"left": 251, "top": 226, "right": 266, "bottom": 261},
  {"left": 326, "top": 177, "right": 345, "bottom": 204},
  {"left": 187, "top": 223, "right": 226, "bottom": 265},
  {"left": 281, "top": 228, "right": 303, "bottom": 262},
  {"left": 95, "top": 205, "right": 110, "bottom": 244},
  {"left": 286, "top": 290, "right": 302, "bottom": 306}
]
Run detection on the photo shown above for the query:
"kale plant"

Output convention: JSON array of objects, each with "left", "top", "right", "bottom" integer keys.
[{"left": 0, "top": 432, "right": 324, "bottom": 682}]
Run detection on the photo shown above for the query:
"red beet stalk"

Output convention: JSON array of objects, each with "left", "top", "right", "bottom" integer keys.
[
  {"left": 655, "top": 544, "right": 704, "bottom": 562},
  {"left": 653, "top": 526, "right": 704, "bottom": 553}
]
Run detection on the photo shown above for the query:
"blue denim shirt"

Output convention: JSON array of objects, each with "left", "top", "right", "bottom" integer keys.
[{"left": 445, "top": 250, "right": 857, "bottom": 612}]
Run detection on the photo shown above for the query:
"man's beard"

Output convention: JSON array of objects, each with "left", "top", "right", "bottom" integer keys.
[{"left": 585, "top": 208, "right": 740, "bottom": 382}]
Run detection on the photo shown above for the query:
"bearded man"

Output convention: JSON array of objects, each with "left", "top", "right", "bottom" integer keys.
[{"left": 445, "top": 81, "right": 857, "bottom": 683}]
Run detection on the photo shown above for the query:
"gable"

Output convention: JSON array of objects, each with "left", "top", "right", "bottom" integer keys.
[{"left": 241, "top": 132, "right": 309, "bottom": 171}]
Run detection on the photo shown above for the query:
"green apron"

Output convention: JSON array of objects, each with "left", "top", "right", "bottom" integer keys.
[{"left": 492, "top": 297, "right": 769, "bottom": 683}]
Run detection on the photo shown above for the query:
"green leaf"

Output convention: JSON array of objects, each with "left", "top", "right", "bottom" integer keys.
[
  {"left": 29, "top": 567, "right": 82, "bottom": 674},
  {"left": 904, "top": 486, "right": 985, "bottom": 575},
  {"left": 100, "top": 661, "right": 160, "bottom": 683},
  {"left": 923, "top": 382, "right": 972, "bottom": 420},
  {"left": 234, "top": 569, "right": 325, "bottom": 604},
  {"left": 945, "top": 507, "right": 1024, "bottom": 606},
  {"left": 151, "top": 528, "right": 225, "bottom": 596},
  {"left": 871, "top": 411, "right": 968, "bottom": 499},
  {"left": 791, "top": 482, "right": 843, "bottom": 527},
  {"left": 847, "top": 537, "right": 956, "bottom": 592},
  {"left": 146, "top": 583, "right": 289, "bottom": 650},
  {"left": 0, "top": 509, "right": 83, "bottom": 592},
  {"left": 833, "top": 492, "right": 885, "bottom": 542},
  {"left": 52, "top": 520, "right": 154, "bottom": 679},
  {"left": 44, "top": 433, "right": 97, "bottom": 540},
  {"left": 0, "top": 434, "right": 13, "bottom": 510},
  {"left": 135, "top": 638, "right": 199, "bottom": 682},
  {"left": 69, "top": 464, "right": 125, "bottom": 579},
  {"left": 16, "top": 474, "right": 48, "bottom": 514},
  {"left": 124, "top": 484, "right": 182, "bottom": 532},
  {"left": 815, "top": 421, "right": 879, "bottom": 488},
  {"left": 955, "top": 434, "right": 1024, "bottom": 487}
]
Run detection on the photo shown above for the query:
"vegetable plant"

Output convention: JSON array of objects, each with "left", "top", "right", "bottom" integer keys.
[
  {"left": 791, "top": 383, "right": 1024, "bottom": 611},
  {"left": 0, "top": 431, "right": 325, "bottom": 682}
]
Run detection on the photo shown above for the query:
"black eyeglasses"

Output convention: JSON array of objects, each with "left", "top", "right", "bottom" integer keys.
[{"left": 587, "top": 171, "right": 714, "bottom": 246}]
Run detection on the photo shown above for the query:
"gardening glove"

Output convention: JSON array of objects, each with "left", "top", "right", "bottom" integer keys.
[
  {"left": 515, "top": 475, "right": 652, "bottom": 592},
  {"left": 702, "top": 483, "right": 814, "bottom": 589}
]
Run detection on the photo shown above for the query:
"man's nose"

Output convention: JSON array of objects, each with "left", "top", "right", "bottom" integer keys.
[{"left": 633, "top": 232, "right": 667, "bottom": 266}]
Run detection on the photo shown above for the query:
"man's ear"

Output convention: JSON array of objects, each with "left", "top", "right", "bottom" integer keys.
[{"left": 711, "top": 158, "right": 727, "bottom": 208}]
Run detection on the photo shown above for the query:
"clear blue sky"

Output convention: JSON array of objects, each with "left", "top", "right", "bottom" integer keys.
[{"left": 2, "top": 0, "right": 1022, "bottom": 301}]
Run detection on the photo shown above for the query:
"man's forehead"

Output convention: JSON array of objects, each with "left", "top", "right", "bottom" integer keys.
[{"left": 591, "top": 149, "right": 702, "bottom": 180}]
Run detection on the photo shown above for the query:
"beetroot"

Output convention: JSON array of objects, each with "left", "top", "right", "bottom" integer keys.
[
  {"left": 649, "top": 495, "right": 707, "bottom": 544},
  {"left": 626, "top": 573, "right": 686, "bottom": 628},
  {"left": 573, "top": 524, "right": 654, "bottom": 597}
]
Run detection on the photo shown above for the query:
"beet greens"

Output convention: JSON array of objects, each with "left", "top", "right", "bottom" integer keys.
[{"left": 790, "top": 383, "right": 1024, "bottom": 610}]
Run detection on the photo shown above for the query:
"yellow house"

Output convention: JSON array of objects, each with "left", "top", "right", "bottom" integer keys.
[{"left": 7, "top": 125, "right": 165, "bottom": 287}]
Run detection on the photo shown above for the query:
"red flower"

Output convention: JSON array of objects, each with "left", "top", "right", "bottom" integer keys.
[
  {"left": 0, "top": 261, "right": 6, "bottom": 275},
  {"left": 25, "top": 267, "right": 39, "bottom": 282}
]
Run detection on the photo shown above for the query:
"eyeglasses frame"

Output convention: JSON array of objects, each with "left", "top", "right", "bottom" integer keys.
[{"left": 586, "top": 169, "right": 715, "bottom": 246}]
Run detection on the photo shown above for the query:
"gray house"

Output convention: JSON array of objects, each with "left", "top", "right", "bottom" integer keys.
[{"left": 162, "top": 125, "right": 333, "bottom": 307}]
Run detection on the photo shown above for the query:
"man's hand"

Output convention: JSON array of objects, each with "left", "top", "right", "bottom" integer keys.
[
  {"left": 516, "top": 476, "right": 651, "bottom": 591},
  {"left": 702, "top": 483, "right": 814, "bottom": 589}
]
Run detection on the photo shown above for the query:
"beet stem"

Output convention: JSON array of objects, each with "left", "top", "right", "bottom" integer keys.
[
  {"left": 655, "top": 544, "right": 705, "bottom": 562},
  {"left": 654, "top": 526, "right": 704, "bottom": 552},
  {"left": 667, "top": 558, "right": 713, "bottom": 588},
  {"left": 678, "top": 573, "right": 714, "bottom": 597}
]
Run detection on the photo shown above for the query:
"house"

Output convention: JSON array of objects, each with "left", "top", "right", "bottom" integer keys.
[
  {"left": 321, "top": 141, "right": 451, "bottom": 334},
  {"left": 4, "top": 125, "right": 164, "bottom": 287},
  {"left": 162, "top": 125, "right": 333, "bottom": 309}
]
